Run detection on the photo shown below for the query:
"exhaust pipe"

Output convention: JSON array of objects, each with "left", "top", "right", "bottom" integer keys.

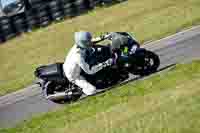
[{"left": 46, "top": 92, "right": 72, "bottom": 101}]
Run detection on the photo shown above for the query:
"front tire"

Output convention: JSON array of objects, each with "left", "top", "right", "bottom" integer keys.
[{"left": 131, "top": 50, "right": 160, "bottom": 76}]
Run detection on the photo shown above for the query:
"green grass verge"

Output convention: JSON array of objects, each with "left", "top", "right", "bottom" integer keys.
[
  {"left": 0, "top": 0, "right": 200, "bottom": 95},
  {"left": 1, "top": 60, "right": 200, "bottom": 132}
]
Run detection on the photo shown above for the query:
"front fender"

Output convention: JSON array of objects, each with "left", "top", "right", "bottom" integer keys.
[
  {"left": 135, "top": 48, "right": 147, "bottom": 55},
  {"left": 128, "top": 48, "right": 147, "bottom": 66}
]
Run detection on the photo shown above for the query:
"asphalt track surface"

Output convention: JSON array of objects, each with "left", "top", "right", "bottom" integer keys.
[{"left": 0, "top": 26, "right": 200, "bottom": 128}]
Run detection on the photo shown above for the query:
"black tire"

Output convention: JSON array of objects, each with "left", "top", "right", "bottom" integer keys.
[
  {"left": 61, "top": 0, "right": 76, "bottom": 17},
  {"left": 49, "top": 6, "right": 61, "bottom": 13},
  {"left": 0, "top": 17, "right": 10, "bottom": 25},
  {"left": 37, "top": 10, "right": 49, "bottom": 18},
  {"left": 39, "top": 16, "right": 51, "bottom": 27},
  {"left": 63, "top": 7, "right": 74, "bottom": 17},
  {"left": 32, "top": 3, "right": 48, "bottom": 12},
  {"left": 26, "top": 16, "right": 39, "bottom": 29},
  {"left": 14, "top": 25, "right": 27, "bottom": 33},
  {"left": 131, "top": 50, "right": 160, "bottom": 76},
  {"left": 25, "top": 8, "right": 37, "bottom": 17},
  {"left": 62, "top": 3, "right": 73, "bottom": 11},
  {"left": 60, "top": 0, "right": 72, "bottom": 5},
  {"left": 14, "top": 24, "right": 28, "bottom": 33},
  {"left": 47, "top": 1, "right": 62, "bottom": 12},
  {"left": 12, "top": 15, "right": 28, "bottom": 33},
  {"left": 25, "top": 9, "right": 40, "bottom": 29},
  {"left": 13, "top": 18, "right": 24, "bottom": 24},
  {"left": 0, "top": 24, "right": 13, "bottom": 31},
  {"left": 50, "top": 11, "right": 64, "bottom": 21},
  {"left": 29, "top": 0, "right": 43, "bottom": 4},
  {"left": 43, "top": 81, "right": 82, "bottom": 104},
  {"left": 0, "top": 23, "right": 16, "bottom": 37},
  {"left": 29, "top": 0, "right": 45, "bottom": 7},
  {"left": 48, "top": 0, "right": 60, "bottom": 7},
  {"left": 36, "top": 10, "right": 51, "bottom": 26},
  {"left": 28, "top": 4, "right": 51, "bottom": 27},
  {"left": 0, "top": 23, "right": 17, "bottom": 41},
  {"left": 145, "top": 51, "right": 160, "bottom": 72},
  {"left": 73, "top": 0, "right": 88, "bottom": 14}
]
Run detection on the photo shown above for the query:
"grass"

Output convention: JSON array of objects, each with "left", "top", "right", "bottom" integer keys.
[
  {"left": 1, "top": 60, "right": 200, "bottom": 132},
  {"left": 0, "top": 0, "right": 200, "bottom": 95}
]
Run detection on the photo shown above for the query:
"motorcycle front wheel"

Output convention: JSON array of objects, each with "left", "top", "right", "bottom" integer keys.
[{"left": 131, "top": 50, "right": 160, "bottom": 76}]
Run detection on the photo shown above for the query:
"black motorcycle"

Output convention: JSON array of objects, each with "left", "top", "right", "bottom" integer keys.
[{"left": 34, "top": 32, "right": 160, "bottom": 104}]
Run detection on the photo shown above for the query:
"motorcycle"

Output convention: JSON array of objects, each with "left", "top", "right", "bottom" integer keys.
[{"left": 34, "top": 32, "right": 160, "bottom": 104}]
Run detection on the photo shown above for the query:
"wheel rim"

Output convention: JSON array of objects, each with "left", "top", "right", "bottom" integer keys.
[
  {"left": 133, "top": 51, "right": 160, "bottom": 75},
  {"left": 143, "top": 52, "right": 160, "bottom": 74}
]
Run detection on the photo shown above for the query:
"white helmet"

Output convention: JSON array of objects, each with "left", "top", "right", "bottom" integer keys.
[{"left": 75, "top": 31, "right": 92, "bottom": 49}]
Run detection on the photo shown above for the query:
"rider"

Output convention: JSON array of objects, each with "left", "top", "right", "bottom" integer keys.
[{"left": 63, "top": 31, "right": 116, "bottom": 96}]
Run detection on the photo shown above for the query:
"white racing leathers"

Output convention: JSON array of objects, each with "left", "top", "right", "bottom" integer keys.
[{"left": 63, "top": 45, "right": 111, "bottom": 95}]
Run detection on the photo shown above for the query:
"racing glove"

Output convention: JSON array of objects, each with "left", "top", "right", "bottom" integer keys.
[
  {"left": 103, "top": 58, "right": 113, "bottom": 67},
  {"left": 129, "top": 45, "right": 138, "bottom": 55},
  {"left": 102, "top": 53, "right": 118, "bottom": 67}
]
